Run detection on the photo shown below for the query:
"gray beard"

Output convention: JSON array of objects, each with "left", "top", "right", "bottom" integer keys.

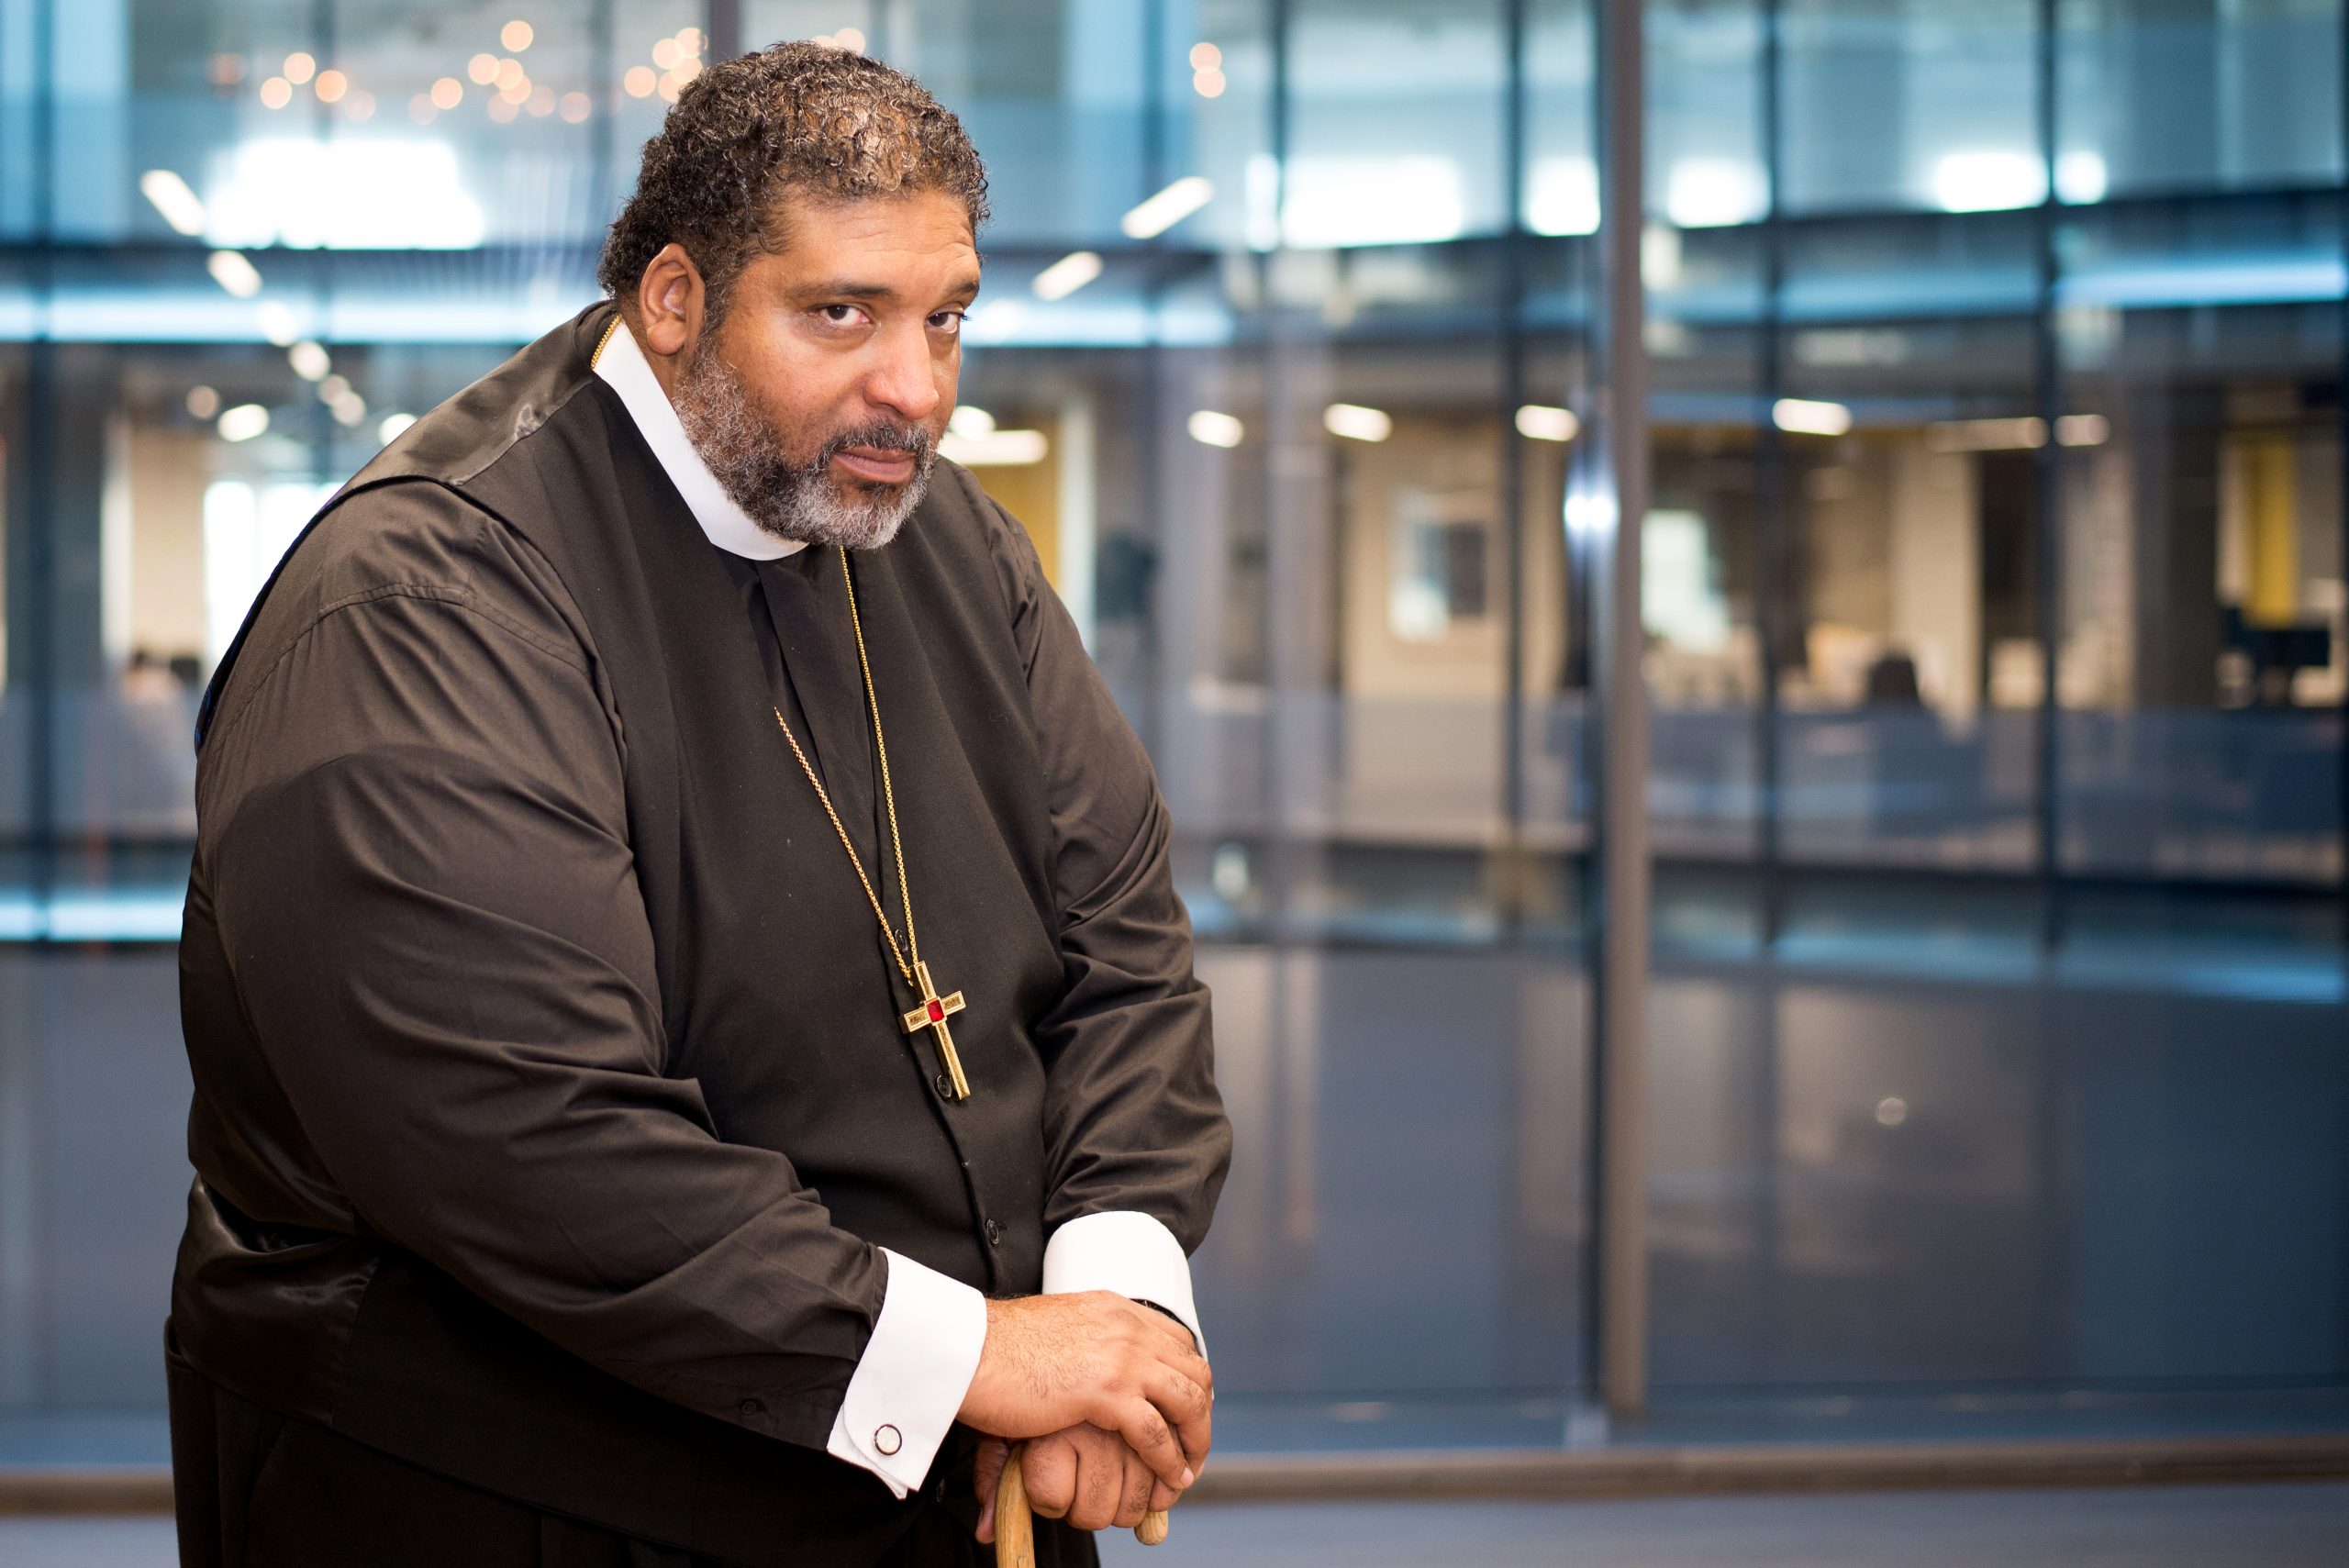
[{"left": 670, "top": 343, "right": 935, "bottom": 552}]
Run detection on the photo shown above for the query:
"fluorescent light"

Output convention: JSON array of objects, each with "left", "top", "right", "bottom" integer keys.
[
  {"left": 329, "top": 391, "right": 369, "bottom": 427},
  {"left": 217, "top": 403, "right": 271, "bottom": 442},
  {"left": 2055, "top": 413, "right": 2110, "bottom": 447},
  {"left": 1525, "top": 156, "right": 1599, "bottom": 238},
  {"left": 1187, "top": 409, "right": 1244, "bottom": 449},
  {"left": 257, "top": 301, "right": 300, "bottom": 347},
  {"left": 1665, "top": 158, "right": 1767, "bottom": 228},
  {"left": 185, "top": 385, "right": 220, "bottom": 418},
  {"left": 206, "top": 139, "right": 485, "bottom": 250},
  {"left": 1772, "top": 398, "right": 1851, "bottom": 437},
  {"left": 379, "top": 412, "right": 417, "bottom": 444},
  {"left": 2055, "top": 150, "right": 2108, "bottom": 205},
  {"left": 1515, "top": 404, "right": 1579, "bottom": 442},
  {"left": 287, "top": 340, "right": 331, "bottom": 381},
  {"left": 140, "top": 170, "right": 207, "bottom": 236},
  {"left": 1323, "top": 403, "right": 1392, "bottom": 442},
  {"left": 1932, "top": 150, "right": 2045, "bottom": 214},
  {"left": 1282, "top": 156, "right": 1464, "bottom": 248},
  {"left": 1121, "top": 176, "right": 1213, "bottom": 239},
  {"left": 948, "top": 405, "right": 996, "bottom": 439},
  {"left": 207, "top": 250, "right": 262, "bottom": 298},
  {"left": 1927, "top": 416, "right": 2044, "bottom": 452},
  {"left": 1031, "top": 250, "right": 1103, "bottom": 302},
  {"left": 941, "top": 428, "right": 1050, "bottom": 466}
]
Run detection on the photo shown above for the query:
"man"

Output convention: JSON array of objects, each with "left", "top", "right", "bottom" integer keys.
[{"left": 167, "top": 41, "right": 1230, "bottom": 1568}]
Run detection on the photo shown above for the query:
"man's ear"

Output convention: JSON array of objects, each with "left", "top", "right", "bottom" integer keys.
[{"left": 635, "top": 243, "right": 706, "bottom": 363}]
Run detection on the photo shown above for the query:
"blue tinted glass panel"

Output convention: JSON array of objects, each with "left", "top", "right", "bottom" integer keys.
[
  {"left": 1783, "top": 0, "right": 2040, "bottom": 216},
  {"left": 2059, "top": 0, "right": 2344, "bottom": 203},
  {"left": 1648, "top": 0, "right": 1766, "bottom": 227},
  {"left": 1286, "top": 0, "right": 1508, "bottom": 247}
]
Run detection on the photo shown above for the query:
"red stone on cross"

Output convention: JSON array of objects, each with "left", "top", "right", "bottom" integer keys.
[{"left": 899, "top": 960, "right": 970, "bottom": 1099}]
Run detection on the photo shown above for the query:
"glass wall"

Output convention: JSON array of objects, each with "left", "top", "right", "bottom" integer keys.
[
  {"left": 0, "top": 0, "right": 2342, "bottom": 1456},
  {"left": 1642, "top": 0, "right": 2346, "bottom": 1419}
]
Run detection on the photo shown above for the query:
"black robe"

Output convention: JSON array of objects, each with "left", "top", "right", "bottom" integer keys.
[{"left": 167, "top": 302, "right": 1230, "bottom": 1566}]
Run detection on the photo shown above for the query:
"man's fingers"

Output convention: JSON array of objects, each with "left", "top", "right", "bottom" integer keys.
[
  {"left": 1108, "top": 1399, "right": 1193, "bottom": 1493},
  {"left": 1067, "top": 1444, "right": 1124, "bottom": 1532},
  {"left": 1141, "top": 1364, "right": 1214, "bottom": 1472},
  {"left": 1163, "top": 1342, "right": 1213, "bottom": 1395},
  {"left": 1021, "top": 1437, "right": 1078, "bottom": 1520},
  {"left": 972, "top": 1437, "right": 1011, "bottom": 1543},
  {"left": 1117, "top": 1457, "right": 1157, "bottom": 1529}
]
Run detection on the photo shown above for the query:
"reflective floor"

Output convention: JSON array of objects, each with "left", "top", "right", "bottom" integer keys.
[
  {"left": 1097, "top": 1485, "right": 2349, "bottom": 1567},
  {"left": 6, "top": 1483, "right": 2345, "bottom": 1567}
]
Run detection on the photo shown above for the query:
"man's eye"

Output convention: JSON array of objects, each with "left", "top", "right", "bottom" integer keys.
[
  {"left": 818, "top": 305, "right": 868, "bottom": 326},
  {"left": 930, "top": 310, "right": 969, "bottom": 333}
]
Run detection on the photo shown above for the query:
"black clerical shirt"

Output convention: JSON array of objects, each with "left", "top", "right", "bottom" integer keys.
[{"left": 170, "top": 302, "right": 1228, "bottom": 1564}]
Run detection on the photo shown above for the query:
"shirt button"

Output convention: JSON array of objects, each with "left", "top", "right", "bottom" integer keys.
[
  {"left": 874, "top": 1424, "right": 903, "bottom": 1456},
  {"left": 984, "top": 1218, "right": 1003, "bottom": 1247},
  {"left": 738, "top": 1398, "right": 764, "bottom": 1419},
  {"left": 934, "top": 1072, "right": 953, "bottom": 1098}
]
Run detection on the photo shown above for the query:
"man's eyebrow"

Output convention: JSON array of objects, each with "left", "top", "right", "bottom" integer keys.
[{"left": 799, "top": 273, "right": 984, "bottom": 303}]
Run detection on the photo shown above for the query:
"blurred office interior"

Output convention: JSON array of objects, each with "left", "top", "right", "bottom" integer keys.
[{"left": 0, "top": 0, "right": 2345, "bottom": 1508}]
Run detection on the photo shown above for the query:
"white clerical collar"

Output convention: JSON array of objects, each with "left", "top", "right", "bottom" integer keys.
[{"left": 592, "top": 313, "right": 805, "bottom": 562}]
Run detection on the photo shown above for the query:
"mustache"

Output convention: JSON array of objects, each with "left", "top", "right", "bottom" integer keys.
[{"left": 814, "top": 418, "right": 937, "bottom": 471}]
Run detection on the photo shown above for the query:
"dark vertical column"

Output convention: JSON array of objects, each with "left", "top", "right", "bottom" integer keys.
[
  {"left": 1756, "top": 0, "right": 1787, "bottom": 946},
  {"left": 1132, "top": 0, "right": 1166, "bottom": 759},
  {"left": 1500, "top": 0, "right": 1531, "bottom": 931},
  {"left": 1750, "top": 0, "right": 1788, "bottom": 1400},
  {"left": 592, "top": 0, "right": 617, "bottom": 232},
  {"left": 311, "top": 0, "right": 336, "bottom": 487},
  {"left": 2339, "top": 0, "right": 2349, "bottom": 957},
  {"left": 1593, "top": 0, "right": 1651, "bottom": 1423},
  {"left": 1141, "top": 0, "right": 1165, "bottom": 194},
  {"left": 16, "top": 0, "right": 58, "bottom": 920},
  {"left": 1260, "top": 0, "right": 1299, "bottom": 937},
  {"left": 2029, "top": 0, "right": 2077, "bottom": 1398},
  {"left": 707, "top": 0, "right": 743, "bottom": 63},
  {"left": 2034, "top": 0, "right": 2065, "bottom": 952},
  {"left": 0, "top": 0, "right": 61, "bottom": 1407}
]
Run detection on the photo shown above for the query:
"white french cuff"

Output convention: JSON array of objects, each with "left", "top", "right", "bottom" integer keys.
[
  {"left": 824, "top": 1248, "right": 988, "bottom": 1498},
  {"left": 1041, "top": 1210, "right": 1205, "bottom": 1356}
]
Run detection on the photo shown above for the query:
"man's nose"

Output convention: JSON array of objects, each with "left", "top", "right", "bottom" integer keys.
[{"left": 863, "top": 325, "right": 942, "bottom": 427}]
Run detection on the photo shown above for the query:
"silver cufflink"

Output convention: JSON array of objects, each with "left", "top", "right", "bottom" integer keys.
[{"left": 874, "top": 1423, "right": 903, "bottom": 1456}]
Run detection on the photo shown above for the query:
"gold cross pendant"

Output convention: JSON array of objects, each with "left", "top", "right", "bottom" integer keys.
[{"left": 899, "top": 960, "right": 971, "bottom": 1100}]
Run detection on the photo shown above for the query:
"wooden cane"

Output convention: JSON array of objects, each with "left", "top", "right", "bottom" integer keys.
[{"left": 994, "top": 1442, "right": 1169, "bottom": 1568}]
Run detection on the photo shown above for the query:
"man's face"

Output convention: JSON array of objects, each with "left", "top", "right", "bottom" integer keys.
[{"left": 671, "top": 190, "right": 979, "bottom": 550}]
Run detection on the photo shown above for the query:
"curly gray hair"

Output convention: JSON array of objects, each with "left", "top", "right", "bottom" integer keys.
[{"left": 598, "top": 40, "right": 990, "bottom": 327}]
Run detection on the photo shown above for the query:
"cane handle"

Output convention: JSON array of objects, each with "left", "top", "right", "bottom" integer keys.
[
  {"left": 995, "top": 1443, "right": 1036, "bottom": 1568},
  {"left": 991, "top": 1440, "right": 1172, "bottom": 1562}
]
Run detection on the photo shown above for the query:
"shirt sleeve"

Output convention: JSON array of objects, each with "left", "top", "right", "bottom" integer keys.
[
  {"left": 1042, "top": 1211, "right": 1203, "bottom": 1353},
  {"left": 824, "top": 1250, "right": 988, "bottom": 1496},
  {"left": 968, "top": 470, "right": 1234, "bottom": 1263},
  {"left": 196, "top": 485, "right": 886, "bottom": 1455}
]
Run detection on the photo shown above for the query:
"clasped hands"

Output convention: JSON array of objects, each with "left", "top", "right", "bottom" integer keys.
[{"left": 955, "top": 1291, "right": 1212, "bottom": 1541}]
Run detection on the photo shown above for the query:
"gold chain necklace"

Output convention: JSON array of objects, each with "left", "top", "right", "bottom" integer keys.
[{"left": 772, "top": 547, "right": 973, "bottom": 1100}]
